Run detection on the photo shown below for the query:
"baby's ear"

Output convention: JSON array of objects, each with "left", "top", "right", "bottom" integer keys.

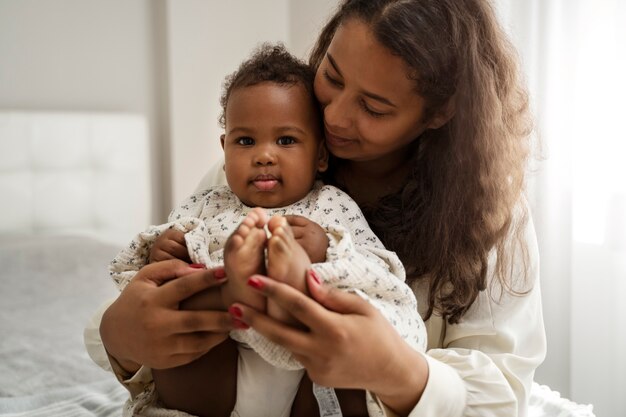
[
  {"left": 220, "top": 134, "right": 226, "bottom": 149},
  {"left": 317, "top": 142, "right": 329, "bottom": 173}
]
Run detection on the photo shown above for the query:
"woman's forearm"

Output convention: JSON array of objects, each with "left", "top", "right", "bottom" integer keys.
[{"left": 374, "top": 346, "right": 429, "bottom": 416}]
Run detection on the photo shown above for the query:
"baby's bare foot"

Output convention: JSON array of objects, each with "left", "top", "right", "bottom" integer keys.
[
  {"left": 266, "top": 215, "right": 311, "bottom": 324},
  {"left": 222, "top": 208, "right": 268, "bottom": 311}
]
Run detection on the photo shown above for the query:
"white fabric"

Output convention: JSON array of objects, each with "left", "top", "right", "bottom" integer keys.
[
  {"left": 232, "top": 347, "right": 304, "bottom": 417},
  {"left": 0, "top": 235, "right": 127, "bottom": 416},
  {"left": 0, "top": 111, "right": 151, "bottom": 245},
  {"left": 528, "top": 383, "right": 595, "bottom": 417}
]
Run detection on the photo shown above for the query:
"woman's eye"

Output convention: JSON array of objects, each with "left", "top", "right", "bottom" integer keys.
[
  {"left": 360, "top": 100, "right": 387, "bottom": 118},
  {"left": 236, "top": 137, "right": 254, "bottom": 146},
  {"left": 323, "top": 70, "right": 343, "bottom": 87},
  {"left": 277, "top": 136, "right": 296, "bottom": 145}
]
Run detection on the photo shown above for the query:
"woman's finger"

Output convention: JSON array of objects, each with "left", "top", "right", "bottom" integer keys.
[
  {"left": 306, "top": 271, "right": 374, "bottom": 316},
  {"left": 171, "top": 331, "right": 230, "bottom": 356},
  {"left": 232, "top": 302, "right": 311, "bottom": 355},
  {"left": 171, "top": 310, "right": 234, "bottom": 334},
  {"left": 157, "top": 267, "right": 227, "bottom": 305},
  {"left": 135, "top": 259, "right": 197, "bottom": 286},
  {"left": 246, "top": 274, "right": 337, "bottom": 330},
  {"left": 155, "top": 336, "right": 228, "bottom": 369}
]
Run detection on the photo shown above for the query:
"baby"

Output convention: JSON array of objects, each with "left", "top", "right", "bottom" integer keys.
[{"left": 109, "top": 44, "right": 425, "bottom": 417}]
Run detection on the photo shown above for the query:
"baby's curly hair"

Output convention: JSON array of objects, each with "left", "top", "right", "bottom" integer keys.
[{"left": 219, "top": 43, "right": 319, "bottom": 128}]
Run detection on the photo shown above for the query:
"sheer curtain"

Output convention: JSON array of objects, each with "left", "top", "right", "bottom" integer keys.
[{"left": 497, "top": 1, "right": 626, "bottom": 416}]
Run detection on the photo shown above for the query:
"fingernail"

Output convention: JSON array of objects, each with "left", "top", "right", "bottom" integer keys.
[
  {"left": 309, "top": 269, "right": 321, "bottom": 285},
  {"left": 214, "top": 267, "right": 226, "bottom": 279},
  {"left": 233, "top": 319, "right": 249, "bottom": 330},
  {"left": 247, "top": 276, "right": 264, "bottom": 290},
  {"left": 189, "top": 263, "right": 206, "bottom": 269},
  {"left": 228, "top": 305, "right": 243, "bottom": 319}
]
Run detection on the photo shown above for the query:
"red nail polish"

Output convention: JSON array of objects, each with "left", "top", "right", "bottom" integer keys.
[
  {"left": 189, "top": 263, "right": 206, "bottom": 269},
  {"left": 214, "top": 268, "right": 226, "bottom": 279},
  {"left": 228, "top": 305, "right": 243, "bottom": 318},
  {"left": 233, "top": 319, "right": 250, "bottom": 330},
  {"left": 247, "top": 276, "right": 264, "bottom": 290},
  {"left": 309, "top": 269, "right": 321, "bottom": 285}
]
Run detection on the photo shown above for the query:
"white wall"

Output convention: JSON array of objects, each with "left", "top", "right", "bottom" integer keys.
[
  {"left": 166, "top": 0, "right": 290, "bottom": 207},
  {"left": 288, "top": 0, "right": 338, "bottom": 58},
  {"left": 166, "top": 0, "right": 339, "bottom": 208},
  {"left": 0, "top": 0, "right": 168, "bottom": 221},
  {"left": 0, "top": 0, "right": 339, "bottom": 218}
]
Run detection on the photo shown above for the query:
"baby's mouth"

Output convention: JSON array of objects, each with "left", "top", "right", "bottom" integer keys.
[{"left": 252, "top": 174, "right": 280, "bottom": 191}]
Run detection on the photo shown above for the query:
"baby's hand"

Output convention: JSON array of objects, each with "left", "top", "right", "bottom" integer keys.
[
  {"left": 149, "top": 229, "right": 192, "bottom": 263},
  {"left": 284, "top": 215, "right": 328, "bottom": 263}
]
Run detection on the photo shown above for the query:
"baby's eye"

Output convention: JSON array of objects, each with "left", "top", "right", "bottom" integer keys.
[
  {"left": 277, "top": 136, "right": 296, "bottom": 145},
  {"left": 236, "top": 137, "right": 254, "bottom": 146}
]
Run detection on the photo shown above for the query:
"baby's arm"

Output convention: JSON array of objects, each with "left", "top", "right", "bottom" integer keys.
[
  {"left": 149, "top": 228, "right": 191, "bottom": 264},
  {"left": 285, "top": 214, "right": 329, "bottom": 263},
  {"left": 148, "top": 229, "right": 225, "bottom": 312}
]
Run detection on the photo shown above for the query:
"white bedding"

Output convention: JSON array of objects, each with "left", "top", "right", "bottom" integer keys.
[
  {"left": 0, "top": 235, "right": 127, "bottom": 416},
  {"left": 0, "top": 111, "right": 147, "bottom": 416}
]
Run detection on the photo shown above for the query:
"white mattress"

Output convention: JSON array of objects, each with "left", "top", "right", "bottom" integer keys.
[{"left": 0, "top": 235, "right": 127, "bottom": 416}]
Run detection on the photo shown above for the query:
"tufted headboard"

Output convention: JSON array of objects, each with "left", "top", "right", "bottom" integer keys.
[{"left": 0, "top": 111, "right": 151, "bottom": 245}]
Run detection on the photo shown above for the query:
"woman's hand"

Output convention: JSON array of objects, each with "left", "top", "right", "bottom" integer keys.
[
  {"left": 149, "top": 229, "right": 192, "bottom": 263},
  {"left": 231, "top": 272, "right": 429, "bottom": 416},
  {"left": 285, "top": 215, "right": 328, "bottom": 263},
  {"left": 100, "top": 260, "right": 234, "bottom": 372}
]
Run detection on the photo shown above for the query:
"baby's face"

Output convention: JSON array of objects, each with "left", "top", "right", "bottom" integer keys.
[{"left": 221, "top": 82, "right": 327, "bottom": 208}]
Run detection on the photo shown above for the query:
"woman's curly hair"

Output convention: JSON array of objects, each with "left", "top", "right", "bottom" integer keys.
[{"left": 313, "top": 0, "right": 534, "bottom": 323}]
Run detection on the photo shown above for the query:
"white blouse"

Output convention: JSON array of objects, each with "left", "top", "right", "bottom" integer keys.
[{"left": 399, "top": 208, "right": 546, "bottom": 417}]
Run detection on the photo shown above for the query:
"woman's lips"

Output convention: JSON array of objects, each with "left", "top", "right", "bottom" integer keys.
[{"left": 324, "top": 128, "right": 354, "bottom": 147}]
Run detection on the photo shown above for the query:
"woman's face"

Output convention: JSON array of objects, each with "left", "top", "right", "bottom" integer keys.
[{"left": 314, "top": 18, "right": 431, "bottom": 163}]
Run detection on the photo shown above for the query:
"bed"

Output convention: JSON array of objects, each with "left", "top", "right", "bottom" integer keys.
[
  {"left": 0, "top": 111, "right": 594, "bottom": 417},
  {"left": 0, "top": 111, "right": 148, "bottom": 416}
]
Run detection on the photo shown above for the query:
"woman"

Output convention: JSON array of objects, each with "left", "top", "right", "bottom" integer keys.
[{"left": 89, "top": 0, "right": 546, "bottom": 416}]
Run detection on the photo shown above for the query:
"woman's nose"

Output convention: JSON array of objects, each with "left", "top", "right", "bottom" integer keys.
[{"left": 323, "top": 92, "right": 352, "bottom": 131}]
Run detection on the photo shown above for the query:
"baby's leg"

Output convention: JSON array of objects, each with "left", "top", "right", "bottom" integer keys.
[
  {"left": 290, "top": 374, "right": 368, "bottom": 417},
  {"left": 266, "top": 215, "right": 311, "bottom": 324},
  {"left": 222, "top": 207, "right": 268, "bottom": 311},
  {"left": 152, "top": 338, "right": 238, "bottom": 417}
]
